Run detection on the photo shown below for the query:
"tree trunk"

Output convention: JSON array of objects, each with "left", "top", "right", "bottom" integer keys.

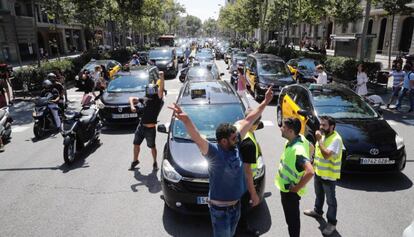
[
  {"left": 359, "top": 0, "right": 372, "bottom": 61},
  {"left": 388, "top": 14, "right": 395, "bottom": 69}
]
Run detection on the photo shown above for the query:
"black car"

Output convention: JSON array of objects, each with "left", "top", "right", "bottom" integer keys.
[
  {"left": 157, "top": 80, "right": 266, "bottom": 215},
  {"left": 277, "top": 84, "right": 407, "bottom": 173},
  {"left": 176, "top": 47, "right": 185, "bottom": 63},
  {"left": 75, "top": 60, "right": 121, "bottom": 90},
  {"left": 195, "top": 51, "right": 214, "bottom": 62},
  {"left": 99, "top": 66, "right": 158, "bottom": 125},
  {"left": 148, "top": 47, "right": 178, "bottom": 78},
  {"left": 287, "top": 57, "right": 332, "bottom": 83},
  {"left": 245, "top": 54, "right": 296, "bottom": 101},
  {"left": 230, "top": 51, "right": 248, "bottom": 72},
  {"left": 137, "top": 51, "right": 148, "bottom": 65}
]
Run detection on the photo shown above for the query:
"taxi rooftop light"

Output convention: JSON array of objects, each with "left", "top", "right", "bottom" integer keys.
[{"left": 191, "top": 89, "right": 207, "bottom": 99}]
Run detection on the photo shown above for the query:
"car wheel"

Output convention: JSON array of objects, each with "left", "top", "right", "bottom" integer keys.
[
  {"left": 277, "top": 106, "right": 283, "bottom": 127},
  {"left": 254, "top": 87, "right": 263, "bottom": 102}
]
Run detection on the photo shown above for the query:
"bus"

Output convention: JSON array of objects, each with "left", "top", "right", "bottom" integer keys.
[{"left": 158, "top": 35, "right": 175, "bottom": 47}]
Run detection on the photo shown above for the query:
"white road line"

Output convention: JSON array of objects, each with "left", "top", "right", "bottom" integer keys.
[{"left": 12, "top": 126, "right": 31, "bottom": 133}]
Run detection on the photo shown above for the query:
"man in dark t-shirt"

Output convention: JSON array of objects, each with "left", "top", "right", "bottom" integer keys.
[{"left": 128, "top": 71, "right": 165, "bottom": 171}]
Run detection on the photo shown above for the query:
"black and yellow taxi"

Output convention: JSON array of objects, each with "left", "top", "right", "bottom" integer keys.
[
  {"left": 277, "top": 84, "right": 406, "bottom": 172},
  {"left": 286, "top": 57, "right": 332, "bottom": 83},
  {"left": 75, "top": 59, "right": 121, "bottom": 89},
  {"left": 244, "top": 54, "right": 295, "bottom": 101},
  {"left": 157, "top": 80, "right": 266, "bottom": 214}
]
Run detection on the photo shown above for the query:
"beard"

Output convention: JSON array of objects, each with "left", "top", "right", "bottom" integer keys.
[{"left": 321, "top": 128, "right": 331, "bottom": 135}]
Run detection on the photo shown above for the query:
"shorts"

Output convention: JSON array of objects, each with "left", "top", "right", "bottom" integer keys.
[
  {"left": 133, "top": 123, "right": 156, "bottom": 148},
  {"left": 392, "top": 86, "right": 402, "bottom": 97}
]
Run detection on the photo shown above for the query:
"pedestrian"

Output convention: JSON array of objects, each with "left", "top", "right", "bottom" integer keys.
[
  {"left": 0, "top": 69, "right": 10, "bottom": 108},
  {"left": 313, "top": 65, "right": 328, "bottom": 84},
  {"left": 355, "top": 63, "right": 368, "bottom": 96},
  {"left": 304, "top": 116, "right": 343, "bottom": 236},
  {"left": 237, "top": 66, "right": 251, "bottom": 109},
  {"left": 92, "top": 65, "right": 102, "bottom": 85},
  {"left": 81, "top": 70, "right": 96, "bottom": 106},
  {"left": 275, "top": 117, "right": 314, "bottom": 237},
  {"left": 100, "top": 64, "right": 110, "bottom": 81},
  {"left": 396, "top": 64, "right": 413, "bottom": 110},
  {"left": 387, "top": 62, "right": 405, "bottom": 108},
  {"left": 95, "top": 76, "right": 107, "bottom": 101},
  {"left": 409, "top": 70, "right": 414, "bottom": 113},
  {"left": 128, "top": 71, "right": 165, "bottom": 171},
  {"left": 130, "top": 54, "right": 140, "bottom": 66},
  {"left": 169, "top": 88, "right": 273, "bottom": 237},
  {"left": 235, "top": 109, "right": 262, "bottom": 237}
]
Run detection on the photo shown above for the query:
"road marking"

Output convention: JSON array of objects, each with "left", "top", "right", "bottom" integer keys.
[{"left": 12, "top": 126, "right": 31, "bottom": 133}]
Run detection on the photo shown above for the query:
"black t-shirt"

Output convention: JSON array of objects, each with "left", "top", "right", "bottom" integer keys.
[
  {"left": 239, "top": 137, "right": 257, "bottom": 164},
  {"left": 141, "top": 96, "right": 163, "bottom": 124},
  {"left": 83, "top": 77, "right": 95, "bottom": 94},
  {"left": 53, "top": 83, "right": 64, "bottom": 95},
  {"left": 40, "top": 88, "right": 59, "bottom": 100}
]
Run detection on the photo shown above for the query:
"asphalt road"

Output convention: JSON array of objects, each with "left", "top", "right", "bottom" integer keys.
[{"left": 1, "top": 60, "right": 414, "bottom": 237}]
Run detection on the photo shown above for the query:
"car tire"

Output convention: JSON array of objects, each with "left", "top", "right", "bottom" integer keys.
[{"left": 277, "top": 106, "right": 283, "bottom": 127}]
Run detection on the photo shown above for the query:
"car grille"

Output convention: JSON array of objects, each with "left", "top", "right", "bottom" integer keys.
[{"left": 181, "top": 180, "right": 209, "bottom": 194}]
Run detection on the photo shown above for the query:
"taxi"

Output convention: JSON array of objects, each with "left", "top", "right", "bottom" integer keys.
[{"left": 277, "top": 84, "right": 406, "bottom": 173}]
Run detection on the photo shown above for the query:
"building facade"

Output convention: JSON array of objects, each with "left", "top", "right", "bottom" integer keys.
[{"left": 0, "top": 0, "right": 87, "bottom": 64}]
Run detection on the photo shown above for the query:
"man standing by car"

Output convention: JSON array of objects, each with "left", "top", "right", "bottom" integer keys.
[
  {"left": 235, "top": 109, "right": 262, "bottom": 237},
  {"left": 168, "top": 88, "right": 273, "bottom": 237},
  {"left": 313, "top": 65, "right": 328, "bottom": 84},
  {"left": 275, "top": 117, "right": 314, "bottom": 237},
  {"left": 387, "top": 62, "right": 405, "bottom": 108},
  {"left": 129, "top": 71, "right": 165, "bottom": 171},
  {"left": 304, "top": 116, "right": 343, "bottom": 236}
]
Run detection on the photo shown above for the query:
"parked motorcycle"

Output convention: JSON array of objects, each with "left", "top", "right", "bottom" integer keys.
[
  {"left": 32, "top": 95, "right": 62, "bottom": 139},
  {"left": 61, "top": 101, "right": 102, "bottom": 164},
  {"left": 0, "top": 106, "right": 13, "bottom": 143}
]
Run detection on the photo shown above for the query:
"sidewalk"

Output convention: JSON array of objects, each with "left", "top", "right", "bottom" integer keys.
[{"left": 11, "top": 53, "right": 81, "bottom": 71}]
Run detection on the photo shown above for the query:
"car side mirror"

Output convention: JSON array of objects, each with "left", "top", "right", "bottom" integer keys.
[
  {"left": 157, "top": 124, "right": 168, "bottom": 134},
  {"left": 297, "top": 109, "right": 311, "bottom": 117},
  {"left": 256, "top": 121, "right": 264, "bottom": 130},
  {"left": 220, "top": 73, "right": 225, "bottom": 76}
]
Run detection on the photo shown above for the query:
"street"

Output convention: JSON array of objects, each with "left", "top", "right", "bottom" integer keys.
[{"left": 1, "top": 59, "right": 413, "bottom": 237}]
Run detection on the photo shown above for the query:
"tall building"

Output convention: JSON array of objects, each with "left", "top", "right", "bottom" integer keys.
[{"left": 0, "top": 0, "right": 87, "bottom": 64}]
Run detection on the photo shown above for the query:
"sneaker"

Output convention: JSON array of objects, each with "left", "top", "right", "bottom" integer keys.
[
  {"left": 0, "top": 144, "right": 4, "bottom": 152},
  {"left": 128, "top": 160, "right": 139, "bottom": 171},
  {"left": 303, "top": 209, "right": 322, "bottom": 218},
  {"left": 322, "top": 223, "right": 336, "bottom": 235},
  {"left": 153, "top": 162, "right": 159, "bottom": 170}
]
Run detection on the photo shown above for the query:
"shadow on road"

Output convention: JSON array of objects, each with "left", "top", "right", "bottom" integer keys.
[
  {"left": 307, "top": 216, "right": 343, "bottom": 237},
  {"left": 58, "top": 140, "right": 101, "bottom": 173},
  {"left": 337, "top": 172, "right": 413, "bottom": 192},
  {"left": 131, "top": 169, "right": 161, "bottom": 193},
  {"left": 382, "top": 109, "right": 414, "bottom": 126}
]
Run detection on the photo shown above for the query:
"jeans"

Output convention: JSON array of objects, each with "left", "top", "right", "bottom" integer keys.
[
  {"left": 314, "top": 175, "right": 337, "bottom": 225},
  {"left": 209, "top": 202, "right": 241, "bottom": 237},
  {"left": 396, "top": 88, "right": 409, "bottom": 109},
  {"left": 410, "top": 90, "right": 414, "bottom": 111},
  {"left": 47, "top": 103, "right": 61, "bottom": 128},
  {"left": 281, "top": 191, "right": 301, "bottom": 237}
]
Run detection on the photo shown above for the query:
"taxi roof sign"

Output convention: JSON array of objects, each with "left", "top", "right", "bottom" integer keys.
[{"left": 191, "top": 89, "right": 207, "bottom": 99}]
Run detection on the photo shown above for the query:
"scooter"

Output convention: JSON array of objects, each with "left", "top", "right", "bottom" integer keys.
[
  {"left": 32, "top": 95, "right": 62, "bottom": 139},
  {"left": 61, "top": 100, "right": 102, "bottom": 164},
  {"left": 0, "top": 106, "right": 13, "bottom": 143}
]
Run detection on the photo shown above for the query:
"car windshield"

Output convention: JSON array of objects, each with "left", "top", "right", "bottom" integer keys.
[
  {"left": 173, "top": 104, "right": 245, "bottom": 140},
  {"left": 83, "top": 61, "right": 105, "bottom": 71},
  {"left": 149, "top": 50, "right": 172, "bottom": 60},
  {"left": 258, "top": 61, "right": 290, "bottom": 77},
  {"left": 312, "top": 89, "right": 379, "bottom": 119},
  {"left": 108, "top": 74, "right": 149, "bottom": 92},
  {"left": 197, "top": 52, "right": 213, "bottom": 58},
  {"left": 298, "top": 59, "right": 318, "bottom": 71},
  {"left": 187, "top": 67, "right": 214, "bottom": 81}
]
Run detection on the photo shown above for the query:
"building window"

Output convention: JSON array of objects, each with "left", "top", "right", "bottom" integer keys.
[{"left": 15, "top": 3, "right": 22, "bottom": 16}]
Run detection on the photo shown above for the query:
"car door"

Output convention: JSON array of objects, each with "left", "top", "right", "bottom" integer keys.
[
  {"left": 244, "top": 57, "right": 253, "bottom": 90},
  {"left": 246, "top": 59, "right": 257, "bottom": 92},
  {"left": 281, "top": 86, "right": 308, "bottom": 134},
  {"left": 292, "top": 86, "right": 314, "bottom": 135}
]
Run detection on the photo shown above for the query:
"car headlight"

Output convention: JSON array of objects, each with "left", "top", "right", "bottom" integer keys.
[
  {"left": 167, "top": 62, "right": 173, "bottom": 67},
  {"left": 162, "top": 159, "right": 182, "bottom": 183},
  {"left": 75, "top": 75, "right": 79, "bottom": 80},
  {"left": 395, "top": 135, "right": 405, "bottom": 150},
  {"left": 255, "top": 156, "right": 265, "bottom": 179}
]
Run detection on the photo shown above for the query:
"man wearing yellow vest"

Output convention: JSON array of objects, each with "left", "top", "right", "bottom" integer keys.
[
  {"left": 236, "top": 110, "right": 262, "bottom": 236},
  {"left": 275, "top": 118, "right": 314, "bottom": 237},
  {"left": 304, "top": 116, "right": 343, "bottom": 236}
]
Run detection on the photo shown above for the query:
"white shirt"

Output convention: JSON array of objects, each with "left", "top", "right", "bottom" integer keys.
[
  {"left": 316, "top": 71, "right": 328, "bottom": 84},
  {"left": 356, "top": 72, "right": 368, "bottom": 96},
  {"left": 327, "top": 138, "right": 341, "bottom": 156}
]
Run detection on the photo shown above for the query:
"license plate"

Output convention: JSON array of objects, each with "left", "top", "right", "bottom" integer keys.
[
  {"left": 112, "top": 113, "right": 138, "bottom": 119},
  {"left": 360, "top": 158, "right": 395, "bottom": 165},
  {"left": 196, "top": 196, "right": 208, "bottom": 205}
]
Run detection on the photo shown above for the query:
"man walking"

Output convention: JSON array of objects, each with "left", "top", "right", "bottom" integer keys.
[
  {"left": 396, "top": 64, "right": 413, "bottom": 111},
  {"left": 236, "top": 109, "right": 262, "bottom": 236},
  {"left": 304, "top": 116, "right": 343, "bottom": 236},
  {"left": 387, "top": 62, "right": 405, "bottom": 108},
  {"left": 129, "top": 71, "right": 165, "bottom": 171},
  {"left": 275, "top": 118, "right": 314, "bottom": 237},
  {"left": 169, "top": 88, "right": 273, "bottom": 237}
]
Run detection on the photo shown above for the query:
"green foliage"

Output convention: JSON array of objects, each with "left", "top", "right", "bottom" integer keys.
[
  {"left": 377, "top": 0, "right": 413, "bottom": 15},
  {"left": 203, "top": 18, "right": 218, "bottom": 37},
  {"left": 186, "top": 15, "right": 202, "bottom": 37}
]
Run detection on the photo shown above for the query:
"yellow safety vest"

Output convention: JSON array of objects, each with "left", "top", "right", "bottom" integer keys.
[
  {"left": 244, "top": 131, "right": 260, "bottom": 177},
  {"left": 314, "top": 131, "right": 343, "bottom": 181},
  {"left": 274, "top": 136, "right": 309, "bottom": 197}
]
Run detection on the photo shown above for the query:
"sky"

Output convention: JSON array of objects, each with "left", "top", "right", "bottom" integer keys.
[{"left": 176, "top": 0, "right": 223, "bottom": 22}]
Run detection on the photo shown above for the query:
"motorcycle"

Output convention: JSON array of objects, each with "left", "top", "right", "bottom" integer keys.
[
  {"left": 61, "top": 101, "right": 102, "bottom": 164},
  {"left": 230, "top": 70, "right": 238, "bottom": 89},
  {"left": 32, "top": 95, "right": 62, "bottom": 139},
  {"left": 0, "top": 106, "right": 13, "bottom": 143}
]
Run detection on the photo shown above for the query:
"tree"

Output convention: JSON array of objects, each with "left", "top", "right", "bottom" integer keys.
[
  {"left": 360, "top": 0, "right": 372, "bottom": 61},
  {"left": 163, "top": 0, "right": 186, "bottom": 34},
  {"left": 376, "top": 0, "right": 413, "bottom": 68},
  {"left": 185, "top": 15, "right": 202, "bottom": 37},
  {"left": 203, "top": 18, "right": 218, "bottom": 37}
]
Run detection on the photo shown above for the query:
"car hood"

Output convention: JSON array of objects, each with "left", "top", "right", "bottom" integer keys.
[
  {"left": 259, "top": 75, "right": 295, "bottom": 86},
  {"left": 335, "top": 119, "right": 397, "bottom": 154},
  {"left": 150, "top": 59, "right": 171, "bottom": 66},
  {"left": 101, "top": 91, "right": 145, "bottom": 105},
  {"left": 169, "top": 140, "right": 209, "bottom": 178}
]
